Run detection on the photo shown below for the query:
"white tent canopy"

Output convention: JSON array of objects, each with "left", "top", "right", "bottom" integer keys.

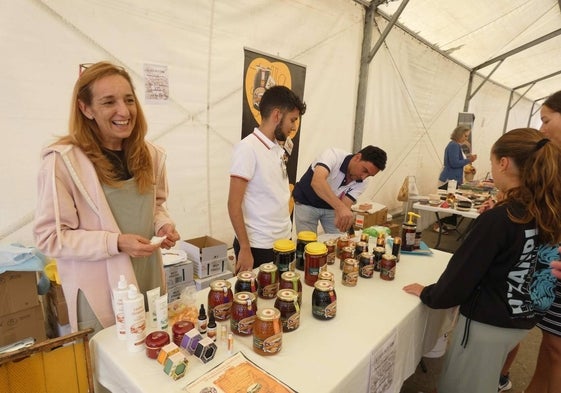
[{"left": 0, "top": 0, "right": 555, "bottom": 247}]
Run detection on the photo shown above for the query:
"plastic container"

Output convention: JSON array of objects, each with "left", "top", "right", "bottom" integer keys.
[
  {"left": 123, "top": 284, "right": 146, "bottom": 352},
  {"left": 112, "top": 275, "right": 128, "bottom": 341}
]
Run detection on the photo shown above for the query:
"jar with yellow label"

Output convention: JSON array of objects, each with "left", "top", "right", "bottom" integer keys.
[
  {"left": 208, "top": 280, "right": 233, "bottom": 321},
  {"left": 304, "top": 242, "right": 328, "bottom": 286},
  {"left": 274, "top": 289, "right": 300, "bottom": 332},
  {"left": 296, "top": 231, "right": 317, "bottom": 271},
  {"left": 273, "top": 238, "right": 296, "bottom": 273},
  {"left": 231, "top": 292, "right": 257, "bottom": 336},
  {"left": 253, "top": 308, "right": 282, "bottom": 355}
]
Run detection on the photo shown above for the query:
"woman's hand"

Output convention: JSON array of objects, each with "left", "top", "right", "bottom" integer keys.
[
  {"left": 403, "top": 283, "right": 425, "bottom": 297},
  {"left": 118, "top": 234, "right": 159, "bottom": 257},
  {"left": 157, "top": 224, "right": 180, "bottom": 249}
]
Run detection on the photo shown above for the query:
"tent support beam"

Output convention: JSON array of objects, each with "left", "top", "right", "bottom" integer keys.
[{"left": 353, "top": 0, "right": 409, "bottom": 153}]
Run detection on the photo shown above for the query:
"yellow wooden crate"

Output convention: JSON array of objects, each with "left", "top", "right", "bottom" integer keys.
[{"left": 0, "top": 329, "right": 93, "bottom": 393}]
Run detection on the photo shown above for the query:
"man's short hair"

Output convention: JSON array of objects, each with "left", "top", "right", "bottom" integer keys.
[
  {"left": 259, "top": 85, "right": 306, "bottom": 118},
  {"left": 358, "top": 145, "right": 387, "bottom": 171}
]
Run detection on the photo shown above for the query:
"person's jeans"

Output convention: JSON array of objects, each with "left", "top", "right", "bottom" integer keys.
[{"left": 294, "top": 203, "right": 339, "bottom": 234}]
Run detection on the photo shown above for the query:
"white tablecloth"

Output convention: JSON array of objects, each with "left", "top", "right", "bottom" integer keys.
[{"left": 90, "top": 248, "right": 453, "bottom": 393}]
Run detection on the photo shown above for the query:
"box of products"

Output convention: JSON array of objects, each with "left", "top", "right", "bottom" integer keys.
[
  {"left": 0, "top": 304, "right": 46, "bottom": 346},
  {"left": 179, "top": 236, "right": 227, "bottom": 263},
  {"left": 0, "top": 271, "right": 39, "bottom": 316}
]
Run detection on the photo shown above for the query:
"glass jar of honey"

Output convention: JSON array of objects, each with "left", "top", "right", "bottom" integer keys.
[
  {"left": 273, "top": 238, "right": 296, "bottom": 273},
  {"left": 274, "top": 289, "right": 300, "bottom": 332},
  {"left": 336, "top": 235, "right": 350, "bottom": 259},
  {"left": 279, "top": 271, "right": 302, "bottom": 305},
  {"left": 380, "top": 254, "right": 397, "bottom": 281},
  {"left": 234, "top": 271, "right": 258, "bottom": 295},
  {"left": 296, "top": 231, "right": 317, "bottom": 271},
  {"left": 207, "top": 280, "right": 233, "bottom": 321},
  {"left": 312, "top": 280, "right": 337, "bottom": 320},
  {"left": 339, "top": 246, "right": 354, "bottom": 270},
  {"left": 257, "top": 263, "right": 279, "bottom": 299},
  {"left": 230, "top": 292, "right": 257, "bottom": 336},
  {"left": 342, "top": 258, "right": 359, "bottom": 287},
  {"left": 324, "top": 239, "right": 336, "bottom": 265},
  {"left": 318, "top": 270, "right": 334, "bottom": 284},
  {"left": 304, "top": 242, "right": 328, "bottom": 286},
  {"left": 253, "top": 308, "right": 282, "bottom": 355},
  {"left": 358, "top": 252, "right": 375, "bottom": 278}
]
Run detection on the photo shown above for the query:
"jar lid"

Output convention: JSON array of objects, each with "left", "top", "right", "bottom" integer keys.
[
  {"left": 314, "top": 279, "right": 334, "bottom": 291},
  {"left": 234, "top": 291, "right": 256, "bottom": 304},
  {"left": 281, "top": 271, "right": 300, "bottom": 281},
  {"left": 273, "top": 238, "right": 296, "bottom": 252},
  {"left": 277, "top": 289, "right": 298, "bottom": 301},
  {"left": 237, "top": 271, "right": 256, "bottom": 281},
  {"left": 259, "top": 262, "right": 278, "bottom": 272},
  {"left": 297, "top": 230, "right": 317, "bottom": 241},
  {"left": 374, "top": 246, "right": 385, "bottom": 252},
  {"left": 256, "top": 308, "right": 280, "bottom": 321},
  {"left": 318, "top": 271, "right": 334, "bottom": 281},
  {"left": 305, "top": 241, "right": 328, "bottom": 255},
  {"left": 344, "top": 258, "right": 358, "bottom": 266},
  {"left": 172, "top": 320, "right": 194, "bottom": 335},
  {"left": 382, "top": 254, "right": 396, "bottom": 260},
  {"left": 145, "top": 331, "right": 170, "bottom": 347},
  {"left": 356, "top": 241, "right": 368, "bottom": 247},
  {"left": 210, "top": 279, "right": 232, "bottom": 291},
  {"left": 324, "top": 239, "right": 336, "bottom": 246}
]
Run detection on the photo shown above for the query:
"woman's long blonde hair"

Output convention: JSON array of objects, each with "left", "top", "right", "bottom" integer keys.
[
  {"left": 57, "top": 61, "right": 153, "bottom": 193},
  {"left": 492, "top": 128, "right": 561, "bottom": 244}
]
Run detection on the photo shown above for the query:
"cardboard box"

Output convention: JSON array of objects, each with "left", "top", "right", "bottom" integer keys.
[
  {"left": 353, "top": 207, "right": 389, "bottom": 229},
  {"left": 46, "top": 282, "right": 69, "bottom": 325},
  {"left": 179, "top": 236, "right": 227, "bottom": 263},
  {"left": 164, "top": 260, "right": 194, "bottom": 287},
  {"left": 0, "top": 305, "right": 46, "bottom": 346},
  {"left": 0, "top": 271, "right": 39, "bottom": 316},
  {"left": 167, "top": 282, "right": 196, "bottom": 303},
  {"left": 193, "top": 258, "right": 228, "bottom": 279},
  {"left": 194, "top": 271, "right": 233, "bottom": 291}
]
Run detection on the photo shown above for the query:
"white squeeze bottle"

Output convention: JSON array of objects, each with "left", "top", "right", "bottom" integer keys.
[
  {"left": 112, "top": 275, "right": 128, "bottom": 340},
  {"left": 122, "top": 284, "right": 146, "bottom": 352}
]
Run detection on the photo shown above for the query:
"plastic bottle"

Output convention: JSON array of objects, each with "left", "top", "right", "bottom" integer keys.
[
  {"left": 123, "top": 284, "right": 146, "bottom": 352},
  {"left": 112, "top": 275, "right": 128, "bottom": 340},
  {"left": 198, "top": 304, "right": 208, "bottom": 334},
  {"left": 207, "top": 309, "right": 217, "bottom": 342}
]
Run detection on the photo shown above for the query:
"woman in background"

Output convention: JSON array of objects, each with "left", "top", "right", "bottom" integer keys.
[
  {"left": 404, "top": 128, "right": 561, "bottom": 393},
  {"left": 525, "top": 90, "right": 561, "bottom": 393},
  {"left": 434, "top": 125, "right": 478, "bottom": 233},
  {"left": 34, "top": 61, "right": 180, "bottom": 335}
]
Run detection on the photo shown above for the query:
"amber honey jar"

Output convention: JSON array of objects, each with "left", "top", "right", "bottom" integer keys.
[
  {"left": 257, "top": 263, "right": 279, "bottom": 299},
  {"left": 324, "top": 239, "right": 336, "bottom": 265},
  {"left": 336, "top": 235, "right": 350, "bottom": 259},
  {"left": 304, "top": 242, "right": 328, "bottom": 287},
  {"left": 274, "top": 289, "right": 300, "bottom": 332},
  {"left": 318, "top": 270, "right": 334, "bottom": 284},
  {"left": 296, "top": 231, "right": 317, "bottom": 271},
  {"left": 253, "top": 308, "right": 282, "bottom": 355},
  {"left": 208, "top": 280, "right": 233, "bottom": 321},
  {"left": 339, "top": 246, "right": 354, "bottom": 270},
  {"left": 312, "top": 280, "right": 337, "bottom": 320},
  {"left": 380, "top": 254, "right": 397, "bottom": 281},
  {"left": 234, "top": 271, "right": 258, "bottom": 294},
  {"left": 145, "top": 331, "right": 170, "bottom": 359},
  {"left": 342, "top": 258, "right": 359, "bottom": 287},
  {"left": 279, "top": 271, "right": 302, "bottom": 305},
  {"left": 273, "top": 238, "right": 296, "bottom": 273},
  {"left": 230, "top": 292, "right": 257, "bottom": 336}
]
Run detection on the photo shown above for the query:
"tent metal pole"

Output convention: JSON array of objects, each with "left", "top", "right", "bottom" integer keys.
[{"left": 353, "top": 0, "right": 409, "bottom": 153}]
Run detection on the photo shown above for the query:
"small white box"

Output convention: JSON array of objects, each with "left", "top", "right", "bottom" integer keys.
[
  {"left": 194, "top": 271, "right": 234, "bottom": 291},
  {"left": 179, "top": 236, "right": 227, "bottom": 263},
  {"left": 164, "top": 260, "right": 194, "bottom": 287},
  {"left": 193, "top": 258, "right": 228, "bottom": 278}
]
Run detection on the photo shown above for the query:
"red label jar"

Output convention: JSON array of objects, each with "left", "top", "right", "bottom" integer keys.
[
  {"left": 230, "top": 292, "right": 257, "bottom": 336},
  {"left": 208, "top": 280, "right": 233, "bottom": 321},
  {"left": 172, "top": 320, "right": 194, "bottom": 347}
]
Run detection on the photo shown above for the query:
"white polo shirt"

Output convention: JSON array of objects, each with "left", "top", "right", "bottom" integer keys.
[{"left": 230, "top": 128, "right": 291, "bottom": 248}]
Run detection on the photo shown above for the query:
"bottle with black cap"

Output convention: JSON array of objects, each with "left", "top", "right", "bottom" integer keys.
[{"left": 197, "top": 304, "right": 207, "bottom": 334}]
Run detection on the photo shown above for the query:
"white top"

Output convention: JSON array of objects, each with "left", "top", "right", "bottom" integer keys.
[{"left": 230, "top": 128, "right": 291, "bottom": 248}]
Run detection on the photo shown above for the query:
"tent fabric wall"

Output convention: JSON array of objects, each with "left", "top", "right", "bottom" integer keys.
[{"left": 0, "top": 0, "right": 540, "bottom": 248}]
